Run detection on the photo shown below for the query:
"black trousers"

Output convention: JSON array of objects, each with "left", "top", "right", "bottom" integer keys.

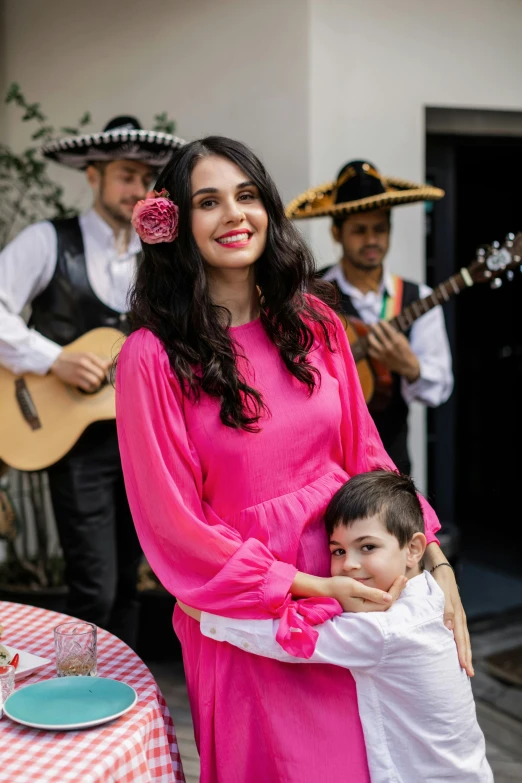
[{"left": 47, "top": 421, "right": 142, "bottom": 649}]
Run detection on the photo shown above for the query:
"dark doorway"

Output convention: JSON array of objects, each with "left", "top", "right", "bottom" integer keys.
[{"left": 427, "top": 134, "right": 522, "bottom": 614}]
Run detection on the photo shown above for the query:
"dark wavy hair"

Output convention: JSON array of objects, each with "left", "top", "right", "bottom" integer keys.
[{"left": 129, "top": 136, "right": 335, "bottom": 431}]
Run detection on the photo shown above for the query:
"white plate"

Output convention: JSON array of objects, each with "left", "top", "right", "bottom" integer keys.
[{"left": 1, "top": 644, "right": 51, "bottom": 681}]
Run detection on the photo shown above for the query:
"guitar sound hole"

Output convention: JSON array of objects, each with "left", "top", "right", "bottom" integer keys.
[{"left": 14, "top": 378, "right": 42, "bottom": 430}]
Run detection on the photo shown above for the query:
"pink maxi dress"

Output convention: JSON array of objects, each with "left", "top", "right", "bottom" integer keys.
[{"left": 116, "top": 304, "right": 440, "bottom": 783}]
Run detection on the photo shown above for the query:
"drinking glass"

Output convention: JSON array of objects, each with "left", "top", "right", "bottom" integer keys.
[
  {"left": 54, "top": 621, "right": 97, "bottom": 677},
  {"left": 0, "top": 664, "right": 15, "bottom": 717}
]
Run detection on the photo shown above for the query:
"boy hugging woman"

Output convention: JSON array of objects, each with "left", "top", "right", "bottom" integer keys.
[{"left": 180, "top": 470, "right": 493, "bottom": 783}]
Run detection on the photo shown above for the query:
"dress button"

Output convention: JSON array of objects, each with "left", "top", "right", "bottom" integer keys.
[
  {"left": 209, "top": 628, "right": 216, "bottom": 635},
  {"left": 243, "top": 642, "right": 249, "bottom": 649}
]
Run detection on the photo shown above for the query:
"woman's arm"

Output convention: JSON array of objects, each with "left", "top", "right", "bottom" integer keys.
[
  {"left": 291, "top": 571, "right": 406, "bottom": 612},
  {"left": 116, "top": 329, "right": 296, "bottom": 619},
  {"left": 179, "top": 574, "right": 406, "bottom": 619},
  {"left": 424, "top": 543, "right": 473, "bottom": 676}
]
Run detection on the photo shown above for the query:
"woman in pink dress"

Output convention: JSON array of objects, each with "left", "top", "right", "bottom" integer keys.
[{"left": 116, "top": 137, "right": 470, "bottom": 783}]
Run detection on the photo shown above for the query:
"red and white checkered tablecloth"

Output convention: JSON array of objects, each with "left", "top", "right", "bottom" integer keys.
[{"left": 0, "top": 601, "right": 185, "bottom": 783}]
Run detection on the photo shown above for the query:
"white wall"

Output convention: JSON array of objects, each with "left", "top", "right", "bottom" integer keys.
[
  {"left": 307, "top": 0, "right": 522, "bottom": 489},
  {"left": 2, "top": 0, "right": 310, "bottom": 210},
  {"left": 0, "top": 2, "right": 8, "bottom": 140}
]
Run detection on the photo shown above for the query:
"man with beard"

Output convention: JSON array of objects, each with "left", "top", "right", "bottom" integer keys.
[
  {"left": 287, "top": 160, "right": 453, "bottom": 474},
  {"left": 0, "top": 117, "right": 185, "bottom": 646}
]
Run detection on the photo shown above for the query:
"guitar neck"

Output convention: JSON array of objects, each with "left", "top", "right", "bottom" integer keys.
[{"left": 351, "top": 271, "right": 470, "bottom": 362}]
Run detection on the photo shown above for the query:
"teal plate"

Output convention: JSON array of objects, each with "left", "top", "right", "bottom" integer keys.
[{"left": 4, "top": 677, "right": 137, "bottom": 730}]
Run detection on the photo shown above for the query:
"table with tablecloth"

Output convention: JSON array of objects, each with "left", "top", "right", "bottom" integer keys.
[{"left": 0, "top": 601, "right": 185, "bottom": 783}]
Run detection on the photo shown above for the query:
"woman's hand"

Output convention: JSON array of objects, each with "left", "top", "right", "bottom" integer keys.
[
  {"left": 432, "top": 566, "right": 473, "bottom": 676},
  {"left": 291, "top": 571, "right": 406, "bottom": 611},
  {"left": 177, "top": 600, "right": 202, "bottom": 622},
  {"left": 328, "top": 574, "right": 406, "bottom": 612},
  {"left": 424, "top": 543, "right": 473, "bottom": 676}
]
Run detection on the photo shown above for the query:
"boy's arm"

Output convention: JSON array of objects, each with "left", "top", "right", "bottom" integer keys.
[{"left": 198, "top": 608, "right": 385, "bottom": 669}]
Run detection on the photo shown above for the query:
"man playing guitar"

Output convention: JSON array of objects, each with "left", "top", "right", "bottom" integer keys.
[
  {"left": 287, "top": 160, "right": 453, "bottom": 474},
  {"left": 0, "top": 116, "right": 184, "bottom": 647}
]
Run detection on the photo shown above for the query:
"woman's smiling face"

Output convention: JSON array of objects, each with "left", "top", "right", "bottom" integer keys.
[{"left": 190, "top": 154, "right": 268, "bottom": 270}]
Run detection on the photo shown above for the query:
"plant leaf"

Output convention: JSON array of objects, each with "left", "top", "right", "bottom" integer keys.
[
  {"left": 31, "top": 126, "right": 54, "bottom": 140},
  {"left": 5, "top": 82, "right": 22, "bottom": 104},
  {"left": 153, "top": 111, "right": 176, "bottom": 135}
]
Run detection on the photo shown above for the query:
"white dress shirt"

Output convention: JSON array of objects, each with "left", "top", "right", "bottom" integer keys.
[
  {"left": 0, "top": 210, "right": 139, "bottom": 375},
  {"left": 201, "top": 572, "right": 492, "bottom": 783},
  {"left": 323, "top": 263, "right": 453, "bottom": 407}
]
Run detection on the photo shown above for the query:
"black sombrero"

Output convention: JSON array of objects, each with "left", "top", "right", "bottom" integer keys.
[
  {"left": 286, "top": 160, "right": 444, "bottom": 220},
  {"left": 41, "top": 115, "right": 186, "bottom": 171}
]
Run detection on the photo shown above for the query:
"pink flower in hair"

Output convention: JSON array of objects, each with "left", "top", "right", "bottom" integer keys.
[{"left": 132, "top": 188, "right": 179, "bottom": 244}]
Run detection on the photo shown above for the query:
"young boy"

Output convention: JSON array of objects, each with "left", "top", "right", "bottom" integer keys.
[{"left": 182, "top": 470, "right": 492, "bottom": 782}]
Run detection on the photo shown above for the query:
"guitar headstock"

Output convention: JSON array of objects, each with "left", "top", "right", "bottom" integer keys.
[{"left": 469, "top": 233, "right": 522, "bottom": 288}]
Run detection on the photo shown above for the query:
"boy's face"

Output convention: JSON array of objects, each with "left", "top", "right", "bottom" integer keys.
[{"left": 329, "top": 514, "right": 425, "bottom": 592}]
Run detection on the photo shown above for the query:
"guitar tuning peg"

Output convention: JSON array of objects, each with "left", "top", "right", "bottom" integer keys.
[
  {"left": 492, "top": 240, "right": 500, "bottom": 249},
  {"left": 491, "top": 277, "right": 503, "bottom": 289},
  {"left": 506, "top": 270, "right": 515, "bottom": 281},
  {"left": 477, "top": 248, "right": 486, "bottom": 258},
  {"left": 506, "top": 232, "right": 515, "bottom": 242}
]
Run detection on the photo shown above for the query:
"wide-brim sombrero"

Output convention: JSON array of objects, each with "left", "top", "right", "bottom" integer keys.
[
  {"left": 286, "top": 160, "right": 444, "bottom": 220},
  {"left": 41, "top": 115, "right": 186, "bottom": 171}
]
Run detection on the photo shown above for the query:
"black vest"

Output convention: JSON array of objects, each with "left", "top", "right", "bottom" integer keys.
[
  {"left": 322, "top": 268, "right": 419, "bottom": 474},
  {"left": 29, "top": 217, "right": 130, "bottom": 345}
]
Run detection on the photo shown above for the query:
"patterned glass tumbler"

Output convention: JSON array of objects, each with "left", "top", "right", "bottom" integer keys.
[{"left": 54, "top": 621, "right": 97, "bottom": 677}]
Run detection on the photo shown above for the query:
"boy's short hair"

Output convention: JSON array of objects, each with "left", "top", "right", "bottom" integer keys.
[{"left": 325, "top": 470, "right": 425, "bottom": 547}]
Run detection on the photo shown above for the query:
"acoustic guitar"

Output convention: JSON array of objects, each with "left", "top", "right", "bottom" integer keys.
[
  {"left": 347, "top": 234, "right": 522, "bottom": 408},
  {"left": 0, "top": 327, "right": 125, "bottom": 472}
]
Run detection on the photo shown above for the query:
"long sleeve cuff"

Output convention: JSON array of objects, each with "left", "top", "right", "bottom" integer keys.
[
  {"left": 275, "top": 596, "right": 343, "bottom": 658},
  {"left": 27, "top": 334, "right": 63, "bottom": 375},
  {"left": 200, "top": 613, "right": 274, "bottom": 643},
  {"left": 418, "top": 495, "right": 440, "bottom": 546},
  {"left": 401, "top": 360, "right": 453, "bottom": 407},
  {"left": 261, "top": 559, "right": 298, "bottom": 612},
  {"left": 1, "top": 331, "right": 63, "bottom": 376}
]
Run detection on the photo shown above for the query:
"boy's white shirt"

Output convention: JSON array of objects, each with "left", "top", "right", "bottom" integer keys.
[{"left": 200, "top": 571, "right": 492, "bottom": 783}]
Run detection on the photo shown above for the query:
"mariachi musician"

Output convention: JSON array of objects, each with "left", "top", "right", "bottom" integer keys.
[
  {"left": 0, "top": 117, "right": 185, "bottom": 646},
  {"left": 287, "top": 160, "right": 453, "bottom": 474}
]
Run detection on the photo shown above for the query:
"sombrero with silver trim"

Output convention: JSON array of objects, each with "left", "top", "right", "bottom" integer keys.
[
  {"left": 41, "top": 115, "right": 186, "bottom": 171},
  {"left": 286, "top": 160, "right": 444, "bottom": 220}
]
